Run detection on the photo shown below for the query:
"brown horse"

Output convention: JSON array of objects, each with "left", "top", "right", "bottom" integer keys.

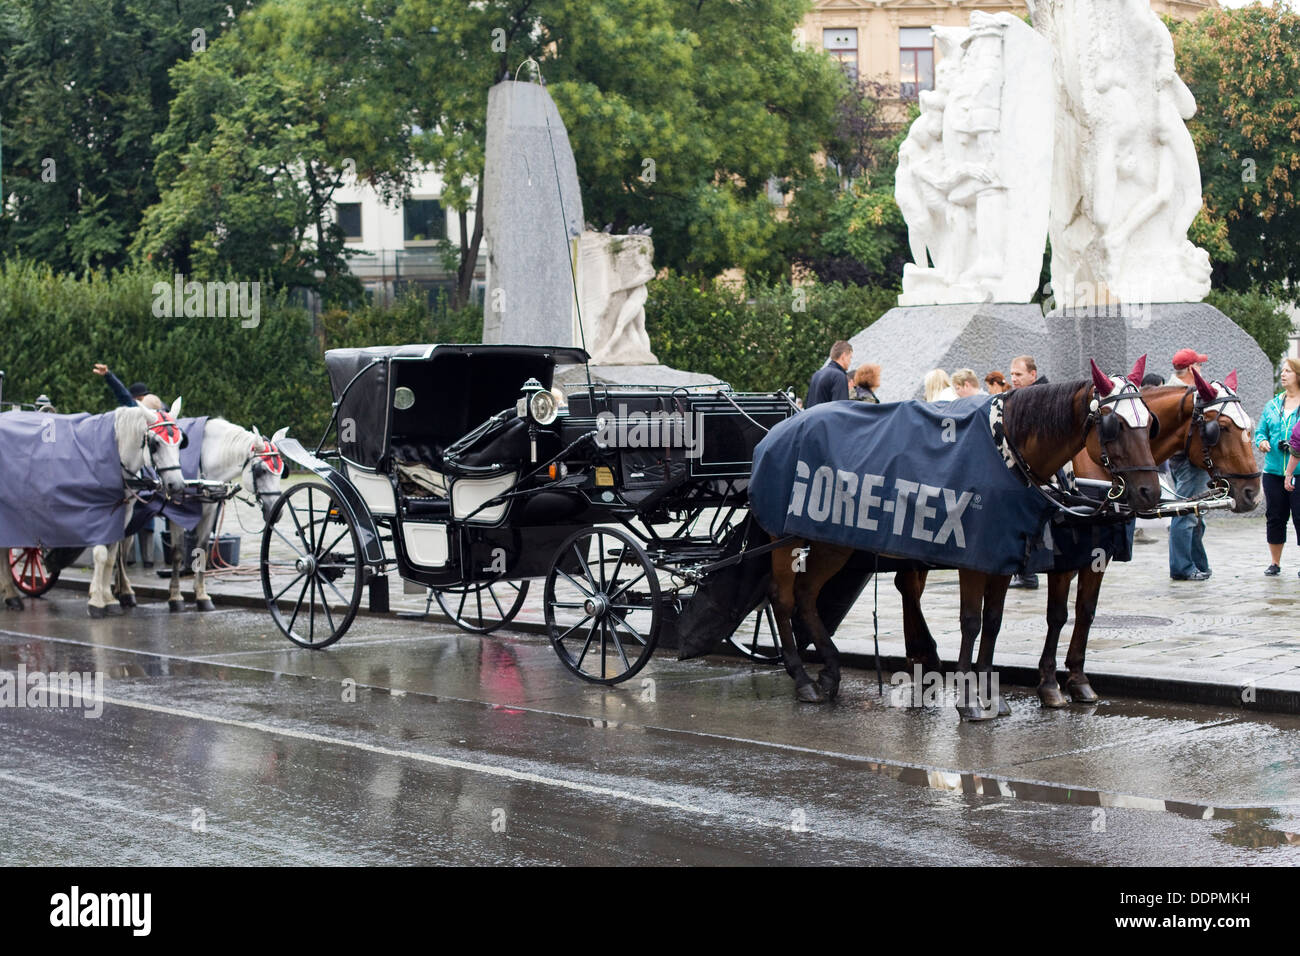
[
  {"left": 766, "top": 362, "right": 1163, "bottom": 718},
  {"left": 1034, "top": 367, "right": 1262, "bottom": 706}
]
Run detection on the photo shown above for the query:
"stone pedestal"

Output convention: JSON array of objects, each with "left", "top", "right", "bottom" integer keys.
[
  {"left": 553, "top": 363, "right": 720, "bottom": 391},
  {"left": 849, "top": 302, "right": 1273, "bottom": 419},
  {"left": 848, "top": 303, "right": 1047, "bottom": 401}
]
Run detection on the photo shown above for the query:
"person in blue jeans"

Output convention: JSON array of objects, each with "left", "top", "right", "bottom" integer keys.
[{"left": 1166, "top": 348, "right": 1212, "bottom": 580}]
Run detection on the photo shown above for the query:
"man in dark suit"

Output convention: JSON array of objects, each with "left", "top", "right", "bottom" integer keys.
[{"left": 806, "top": 341, "right": 854, "bottom": 408}]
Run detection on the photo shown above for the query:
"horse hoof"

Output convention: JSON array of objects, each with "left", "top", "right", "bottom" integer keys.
[
  {"left": 168, "top": 600, "right": 184, "bottom": 613},
  {"left": 995, "top": 695, "right": 1012, "bottom": 717},
  {"left": 118, "top": 593, "right": 136, "bottom": 609},
  {"left": 5, "top": 597, "right": 24, "bottom": 611},
  {"left": 796, "top": 681, "right": 827, "bottom": 704},
  {"left": 816, "top": 671, "right": 840, "bottom": 701},
  {"left": 1068, "top": 679, "right": 1100, "bottom": 704},
  {"left": 87, "top": 605, "right": 107, "bottom": 619},
  {"left": 1038, "top": 684, "right": 1069, "bottom": 709},
  {"left": 956, "top": 703, "right": 997, "bottom": 722},
  {"left": 196, "top": 599, "right": 216, "bottom": 612}
]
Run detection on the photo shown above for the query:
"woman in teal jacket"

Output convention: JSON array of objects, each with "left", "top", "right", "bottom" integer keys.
[{"left": 1256, "top": 357, "right": 1300, "bottom": 575}]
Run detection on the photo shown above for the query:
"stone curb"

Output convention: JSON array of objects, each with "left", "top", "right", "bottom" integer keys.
[{"left": 51, "top": 575, "right": 1300, "bottom": 715}]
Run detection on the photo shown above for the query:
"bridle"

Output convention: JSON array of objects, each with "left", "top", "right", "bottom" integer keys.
[
  {"left": 1182, "top": 385, "right": 1261, "bottom": 493},
  {"left": 124, "top": 410, "right": 187, "bottom": 485},
  {"left": 242, "top": 438, "right": 285, "bottom": 512},
  {"left": 994, "top": 380, "right": 1156, "bottom": 516},
  {"left": 1083, "top": 380, "right": 1160, "bottom": 501}
]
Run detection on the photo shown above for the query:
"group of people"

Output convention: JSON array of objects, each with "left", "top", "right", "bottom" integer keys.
[{"left": 804, "top": 341, "right": 1300, "bottom": 587}]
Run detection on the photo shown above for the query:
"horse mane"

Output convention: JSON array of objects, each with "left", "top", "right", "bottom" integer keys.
[
  {"left": 201, "top": 418, "right": 258, "bottom": 479},
  {"left": 1003, "top": 380, "right": 1086, "bottom": 448}
]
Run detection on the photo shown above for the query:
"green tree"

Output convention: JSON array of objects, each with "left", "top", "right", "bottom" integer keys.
[
  {"left": 134, "top": 0, "right": 422, "bottom": 301},
  {"left": 0, "top": 1, "right": 248, "bottom": 273},
  {"left": 1172, "top": 4, "right": 1300, "bottom": 299}
]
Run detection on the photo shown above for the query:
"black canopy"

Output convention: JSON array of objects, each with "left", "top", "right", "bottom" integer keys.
[{"left": 324, "top": 344, "right": 588, "bottom": 470}]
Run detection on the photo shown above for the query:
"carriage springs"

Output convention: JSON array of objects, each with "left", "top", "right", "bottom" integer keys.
[{"left": 787, "top": 460, "right": 976, "bottom": 547}]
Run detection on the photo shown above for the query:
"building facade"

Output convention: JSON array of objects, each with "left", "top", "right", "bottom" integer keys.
[
  {"left": 801, "top": 0, "right": 1219, "bottom": 101},
  {"left": 330, "top": 170, "right": 486, "bottom": 307}
]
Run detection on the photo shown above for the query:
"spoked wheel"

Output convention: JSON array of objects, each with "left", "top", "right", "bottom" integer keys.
[
  {"left": 724, "top": 600, "right": 784, "bottom": 664},
  {"left": 8, "top": 547, "right": 60, "bottom": 597},
  {"left": 545, "top": 526, "right": 660, "bottom": 684},
  {"left": 434, "top": 579, "right": 530, "bottom": 634},
  {"left": 260, "top": 481, "right": 364, "bottom": 649}
]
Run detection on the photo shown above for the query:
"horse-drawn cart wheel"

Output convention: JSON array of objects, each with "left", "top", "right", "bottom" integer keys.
[
  {"left": 7, "top": 547, "right": 60, "bottom": 597},
  {"left": 261, "top": 481, "right": 364, "bottom": 649},
  {"left": 545, "top": 527, "right": 660, "bottom": 685},
  {"left": 434, "top": 579, "right": 530, "bottom": 634},
  {"left": 725, "top": 600, "right": 784, "bottom": 665}
]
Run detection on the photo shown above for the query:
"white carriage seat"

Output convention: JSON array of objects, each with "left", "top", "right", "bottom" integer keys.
[{"left": 395, "top": 460, "right": 449, "bottom": 498}]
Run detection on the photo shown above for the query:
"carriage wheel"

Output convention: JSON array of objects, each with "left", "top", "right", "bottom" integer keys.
[
  {"left": 8, "top": 547, "right": 60, "bottom": 597},
  {"left": 545, "top": 527, "right": 660, "bottom": 685},
  {"left": 260, "top": 481, "right": 364, "bottom": 649},
  {"left": 434, "top": 579, "right": 530, "bottom": 634},
  {"left": 724, "top": 600, "right": 784, "bottom": 665}
]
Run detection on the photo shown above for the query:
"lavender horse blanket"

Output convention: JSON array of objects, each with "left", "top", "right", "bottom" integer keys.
[{"left": 0, "top": 411, "right": 126, "bottom": 548}]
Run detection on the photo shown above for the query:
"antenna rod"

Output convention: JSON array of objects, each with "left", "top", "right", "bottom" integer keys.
[{"left": 534, "top": 60, "right": 594, "bottom": 395}]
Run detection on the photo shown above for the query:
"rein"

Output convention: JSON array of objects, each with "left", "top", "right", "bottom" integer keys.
[
  {"left": 993, "top": 383, "right": 1152, "bottom": 518},
  {"left": 1180, "top": 387, "right": 1262, "bottom": 492}
]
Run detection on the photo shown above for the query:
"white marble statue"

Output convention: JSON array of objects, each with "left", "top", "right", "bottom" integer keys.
[
  {"left": 576, "top": 232, "right": 658, "bottom": 365},
  {"left": 1028, "top": 0, "right": 1211, "bottom": 306},
  {"left": 896, "top": 14, "right": 1054, "bottom": 306}
]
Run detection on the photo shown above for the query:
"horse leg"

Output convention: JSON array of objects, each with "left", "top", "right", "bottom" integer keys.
[
  {"left": 954, "top": 571, "right": 994, "bottom": 721},
  {"left": 1, "top": 556, "right": 23, "bottom": 610},
  {"left": 977, "top": 574, "right": 1013, "bottom": 717},
  {"left": 1064, "top": 566, "right": 1104, "bottom": 704},
  {"left": 1037, "top": 570, "right": 1075, "bottom": 708},
  {"left": 896, "top": 569, "right": 941, "bottom": 673},
  {"left": 167, "top": 519, "right": 185, "bottom": 612},
  {"left": 192, "top": 505, "right": 218, "bottom": 611},
  {"left": 797, "top": 543, "right": 854, "bottom": 701},
  {"left": 88, "top": 543, "right": 115, "bottom": 617},
  {"left": 769, "top": 539, "right": 823, "bottom": 702},
  {"left": 114, "top": 544, "right": 136, "bottom": 609}
]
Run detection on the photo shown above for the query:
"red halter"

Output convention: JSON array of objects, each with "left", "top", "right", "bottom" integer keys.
[
  {"left": 147, "top": 410, "right": 184, "bottom": 446},
  {"left": 252, "top": 439, "right": 284, "bottom": 475}
]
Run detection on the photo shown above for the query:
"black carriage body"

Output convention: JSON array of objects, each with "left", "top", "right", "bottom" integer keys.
[
  {"left": 315, "top": 344, "right": 595, "bottom": 589},
  {"left": 267, "top": 342, "right": 797, "bottom": 671}
]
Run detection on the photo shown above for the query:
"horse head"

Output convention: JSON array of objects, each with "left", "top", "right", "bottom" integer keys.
[
  {"left": 244, "top": 425, "right": 285, "bottom": 521},
  {"left": 1188, "top": 368, "right": 1261, "bottom": 513},
  {"left": 117, "top": 400, "right": 186, "bottom": 496},
  {"left": 1082, "top": 359, "right": 1162, "bottom": 512}
]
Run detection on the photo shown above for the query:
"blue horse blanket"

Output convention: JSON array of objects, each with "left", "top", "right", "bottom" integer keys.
[
  {"left": 749, "top": 396, "right": 1059, "bottom": 575},
  {"left": 0, "top": 411, "right": 128, "bottom": 548}
]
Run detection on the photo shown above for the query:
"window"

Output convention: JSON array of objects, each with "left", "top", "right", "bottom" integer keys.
[
  {"left": 403, "top": 199, "right": 446, "bottom": 243},
  {"left": 900, "top": 28, "right": 935, "bottom": 99},
  {"left": 336, "top": 202, "right": 362, "bottom": 241},
  {"left": 823, "top": 28, "right": 858, "bottom": 81}
]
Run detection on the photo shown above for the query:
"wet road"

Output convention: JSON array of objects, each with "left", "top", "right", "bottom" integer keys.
[{"left": 1, "top": 593, "right": 1298, "bottom": 864}]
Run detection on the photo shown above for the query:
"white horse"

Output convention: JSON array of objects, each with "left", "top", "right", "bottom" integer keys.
[
  {"left": 166, "top": 421, "right": 285, "bottom": 611},
  {"left": 1, "top": 402, "right": 187, "bottom": 612},
  {"left": 87, "top": 401, "right": 188, "bottom": 617}
]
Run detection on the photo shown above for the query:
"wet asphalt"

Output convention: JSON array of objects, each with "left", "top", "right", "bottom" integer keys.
[{"left": 0, "top": 592, "right": 1297, "bottom": 865}]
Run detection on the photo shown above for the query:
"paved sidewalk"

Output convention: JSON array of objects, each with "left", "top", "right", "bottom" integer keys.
[{"left": 47, "top": 499, "right": 1300, "bottom": 710}]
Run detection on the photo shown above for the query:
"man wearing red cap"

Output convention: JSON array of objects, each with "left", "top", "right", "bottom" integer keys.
[{"left": 1167, "top": 348, "right": 1212, "bottom": 580}]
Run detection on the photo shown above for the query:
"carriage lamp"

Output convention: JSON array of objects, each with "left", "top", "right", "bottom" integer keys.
[{"left": 518, "top": 377, "right": 559, "bottom": 426}]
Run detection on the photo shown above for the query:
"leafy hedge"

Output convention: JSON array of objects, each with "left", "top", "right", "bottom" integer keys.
[
  {"left": 0, "top": 259, "right": 329, "bottom": 438},
  {"left": 647, "top": 273, "right": 897, "bottom": 394},
  {"left": 1204, "top": 287, "right": 1294, "bottom": 373}
]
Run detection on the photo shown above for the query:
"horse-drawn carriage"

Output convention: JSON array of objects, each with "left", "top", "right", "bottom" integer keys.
[{"left": 261, "top": 344, "right": 797, "bottom": 682}]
